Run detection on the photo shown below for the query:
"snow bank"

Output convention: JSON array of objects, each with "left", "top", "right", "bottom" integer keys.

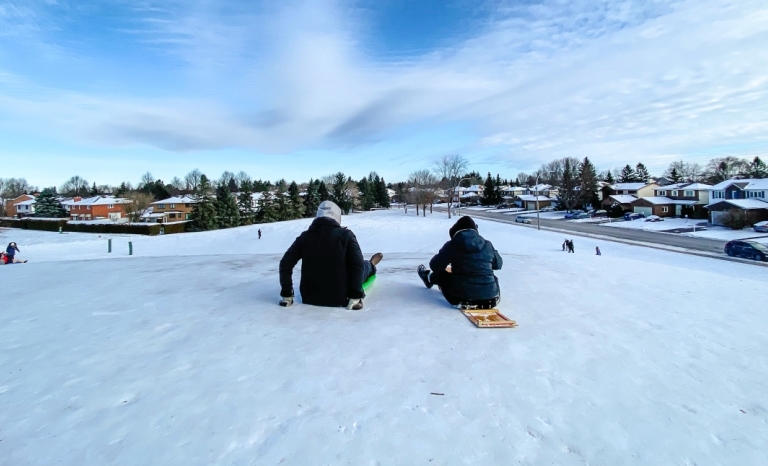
[{"left": 1, "top": 210, "right": 767, "bottom": 465}]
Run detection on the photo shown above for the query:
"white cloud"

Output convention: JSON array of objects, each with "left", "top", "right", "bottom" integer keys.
[{"left": 1, "top": 0, "right": 768, "bottom": 176}]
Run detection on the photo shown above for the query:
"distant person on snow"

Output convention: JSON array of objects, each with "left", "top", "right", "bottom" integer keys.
[
  {"left": 417, "top": 216, "right": 502, "bottom": 309},
  {"left": 258, "top": 229, "right": 262, "bottom": 240},
  {"left": 567, "top": 239, "right": 575, "bottom": 253},
  {"left": 2, "top": 242, "right": 26, "bottom": 264},
  {"left": 595, "top": 246, "right": 601, "bottom": 256},
  {"left": 279, "top": 200, "right": 383, "bottom": 310},
  {"left": 562, "top": 239, "right": 567, "bottom": 251}
]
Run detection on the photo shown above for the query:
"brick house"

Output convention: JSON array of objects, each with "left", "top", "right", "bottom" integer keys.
[
  {"left": 600, "top": 182, "right": 659, "bottom": 209},
  {"left": 630, "top": 182, "right": 712, "bottom": 218},
  {"left": 70, "top": 196, "right": 130, "bottom": 221},
  {"left": 146, "top": 195, "right": 197, "bottom": 223},
  {"left": 4, "top": 194, "right": 35, "bottom": 218},
  {"left": 515, "top": 195, "right": 553, "bottom": 210}
]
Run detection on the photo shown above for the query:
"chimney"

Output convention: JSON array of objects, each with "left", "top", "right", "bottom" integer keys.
[{"left": 74, "top": 197, "right": 82, "bottom": 202}]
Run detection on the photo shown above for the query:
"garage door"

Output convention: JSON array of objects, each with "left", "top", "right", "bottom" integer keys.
[
  {"left": 633, "top": 206, "right": 653, "bottom": 217},
  {"left": 711, "top": 211, "right": 726, "bottom": 226}
]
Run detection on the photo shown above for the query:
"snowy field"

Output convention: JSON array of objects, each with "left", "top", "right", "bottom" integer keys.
[
  {"left": 602, "top": 217, "right": 705, "bottom": 232},
  {"left": 2, "top": 210, "right": 767, "bottom": 465},
  {"left": 602, "top": 217, "right": 768, "bottom": 242}
]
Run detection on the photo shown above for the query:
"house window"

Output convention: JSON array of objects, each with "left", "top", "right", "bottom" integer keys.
[
  {"left": 158, "top": 204, "right": 165, "bottom": 209},
  {"left": 185, "top": 203, "right": 191, "bottom": 207},
  {"left": 662, "top": 206, "right": 669, "bottom": 213},
  {"left": 684, "top": 190, "right": 694, "bottom": 197},
  {"left": 170, "top": 204, "right": 176, "bottom": 208},
  {"left": 108, "top": 204, "right": 114, "bottom": 208},
  {"left": 671, "top": 190, "right": 678, "bottom": 196},
  {"left": 658, "top": 190, "right": 666, "bottom": 196}
]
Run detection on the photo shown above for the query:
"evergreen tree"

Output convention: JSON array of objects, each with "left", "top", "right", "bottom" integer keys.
[
  {"left": 90, "top": 182, "right": 98, "bottom": 196},
  {"left": 330, "top": 172, "right": 352, "bottom": 214},
  {"left": 635, "top": 163, "right": 650, "bottom": 183},
  {"left": 257, "top": 190, "right": 279, "bottom": 223},
  {"left": 481, "top": 173, "right": 496, "bottom": 206},
  {"left": 237, "top": 180, "right": 255, "bottom": 225},
  {"left": 318, "top": 181, "right": 330, "bottom": 202},
  {"left": 288, "top": 181, "right": 303, "bottom": 218},
  {"left": 669, "top": 167, "right": 682, "bottom": 183},
  {"left": 375, "top": 176, "right": 390, "bottom": 208},
  {"left": 619, "top": 164, "right": 638, "bottom": 183},
  {"left": 604, "top": 171, "right": 615, "bottom": 184},
  {"left": 356, "top": 177, "right": 376, "bottom": 211},
  {"left": 34, "top": 188, "right": 67, "bottom": 218},
  {"left": 578, "top": 157, "right": 599, "bottom": 209},
  {"left": 494, "top": 174, "right": 504, "bottom": 205},
  {"left": 191, "top": 175, "right": 217, "bottom": 230},
  {"left": 215, "top": 183, "right": 240, "bottom": 228},
  {"left": 228, "top": 178, "right": 238, "bottom": 193},
  {"left": 303, "top": 179, "right": 320, "bottom": 217},
  {"left": 115, "top": 182, "right": 128, "bottom": 197}
]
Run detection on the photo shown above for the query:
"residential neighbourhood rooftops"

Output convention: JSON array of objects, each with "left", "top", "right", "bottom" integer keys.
[
  {"left": 151, "top": 195, "right": 196, "bottom": 205},
  {"left": 659, "top": 182, "right": 712, "bottom": 190},
  {"left": 709, "top": 178, "right": 768, "bottom": 190},
  {"left": 516, "top": 195, "right": 552, "bottom": 201},
  {"left": 609, "top": 195, "right": 638, "bottom": 204},
  {"left": 704, "top": 199, "right": 768, "bottom": 209},
  {"left": 611, "top": 182, "right": 652, "bottom": 190},
  {"left": 633, "top": 196, "right": 698, "bottom": 205},
  {"left": 72, "top": 196, "right": 129, "bottom": 206}
]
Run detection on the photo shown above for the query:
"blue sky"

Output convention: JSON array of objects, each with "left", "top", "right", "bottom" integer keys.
[{"left": 1, "top": 0, "right": 767, "bottom": 188}]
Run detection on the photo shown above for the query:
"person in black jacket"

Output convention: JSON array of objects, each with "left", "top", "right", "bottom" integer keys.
[
  {"left": 279, "top": 200, "right": 382, "bottom": 310},
  {"left": 417, "top": 216, "right": 502, "bottom": 309}
]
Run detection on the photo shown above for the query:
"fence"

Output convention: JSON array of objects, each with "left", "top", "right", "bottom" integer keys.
[{"left": 0, "top": 218, "right": 191, "bottom": 235}]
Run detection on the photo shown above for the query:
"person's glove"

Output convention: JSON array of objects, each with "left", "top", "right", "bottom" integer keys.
[
  {"left": 347, "top": 298, "right": 363, "bottom": 310},
  {"left": 279, "top": 296, "right": 294, "bottom": 307}
]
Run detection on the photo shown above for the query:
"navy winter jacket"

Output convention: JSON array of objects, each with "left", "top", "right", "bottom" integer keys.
[
  {"left": 429, "top": 229, "right": 502, "bottom": 301},
  {"left": 279, "top": 217, "right": 365, "bottom": 307}
]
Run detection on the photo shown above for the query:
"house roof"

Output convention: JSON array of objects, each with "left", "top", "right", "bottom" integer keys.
[
  {"left": 659, "top": 182, "right": 712, "bottom": 190},
  {"left": 151, "top": 195, "right": 196, "bottom": 205},
  {"left": 709, "top": 179, "right": 768, "bottom": 190},
  {"left": 632, "top": 196, "right": 697, "bottom": 206},
  {"left": 612, "top": 183, "right": 650, "bottom": 191},
  {"left": 15, "top": 199, "right": 36, "bottom": 206},
  {"left": 704, "top": 199, "right": 768, "bottom": 209},
  {"left": 609, "top": 194, "right": 637, "bottom": 204},
  {"left": 72, "top": 196, "right": 130, "bottom": 206},
  {"left": 517, "top": 195, "right": 552, "bottom": 201}
]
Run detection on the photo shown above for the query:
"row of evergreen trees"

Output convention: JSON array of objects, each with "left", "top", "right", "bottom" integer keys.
[{"left": 189, "top": 172, "right": 391, "bottom": 231}]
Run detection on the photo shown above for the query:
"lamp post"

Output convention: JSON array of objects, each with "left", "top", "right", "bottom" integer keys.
[{"left": 455, "top": 177, "right": 471, "bottom": 217}]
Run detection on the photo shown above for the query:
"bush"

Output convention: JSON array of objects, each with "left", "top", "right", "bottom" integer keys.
[
  {"left": 718, "top": 210, "right": 759, "bottom": 230},
  {"left": 0, "top": 218, "right": 191, "bottom": 235}
]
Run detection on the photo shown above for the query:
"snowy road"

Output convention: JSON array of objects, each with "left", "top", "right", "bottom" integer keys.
[{"left": 1, "top": 210, "right": 767, "bottom": 465}]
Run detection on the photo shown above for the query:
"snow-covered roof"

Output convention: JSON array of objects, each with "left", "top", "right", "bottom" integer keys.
[
  {"left": 459, "top": 185, "right": 483, "bottom": 193},
  {"left": 612, "top": 183, "right": 649, "bottom": 191},
  {"left": 659, "top": 182, "right": 712, "bottom": 190},
  {"left": 517, "top": 195, "right": 552, "bottom": 201},
  {"left": 529, "top": 184, "right": 552, "bottom": 191},
  {"left": 609, "top": 194, "right": 637, "bottom": 204},
  {"left": 704, "top": 199, "right": 768, "bottom": 209},
  {"left": 16, "top": 199, "right": 36, "bottom": 206},
  {"left": 151, "top": 195, "right": 196, "bottom": 205},
  {"left": 72, "top": 196, "right": 129, "bottom": 206},
  {"left": 502, "top": 186, "right": 525, "bottom": 192},
  {"left": 632, "top": 196, "right": 697, "bottom": 206},
  {"left": 708, "top": 179, "right": 768, "bottom": 190}
]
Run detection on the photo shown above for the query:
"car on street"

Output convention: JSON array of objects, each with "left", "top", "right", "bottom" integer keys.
[
  {"left": 564, "top": 210, "right": 585, "bottom": 219},
  {"left": 623, "top": 212, "right": 646, "bottom": 221},
  {"left": 754, "top": 220, "right": 768, "bottom": 233},
  {"left": 573, "top": 213, "right": 591, "bottom": 219},
  {"left": 592, "top": 210, "right": 607, "bottom": 217},
  {"left": 496, "top": 203, "right": 511, "bottom": 209},
  {"left": 540, "top": 206, "right": 555, "bottom": 212},
  {"left": 724, "top": 240, "right": 768, "bottom": 261},
  {"left": 645, "top": 215, "right": 664, "bottom": 222},
  {"left": 515, "top": 216, "right": 532, "bottom": 224}
]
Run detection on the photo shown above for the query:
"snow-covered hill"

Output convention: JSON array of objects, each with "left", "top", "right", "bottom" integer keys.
[{"left": 1, "top": 210, "right": 766, "bottom": 465}]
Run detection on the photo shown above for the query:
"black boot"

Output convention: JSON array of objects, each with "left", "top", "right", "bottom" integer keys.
[{"left": 417, "top": 265, "right": 433, "bottom": 289}]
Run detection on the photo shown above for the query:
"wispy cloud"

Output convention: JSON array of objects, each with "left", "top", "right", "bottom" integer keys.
[{"left": 1, "top": 0, "right": 767, "bottom": 178}]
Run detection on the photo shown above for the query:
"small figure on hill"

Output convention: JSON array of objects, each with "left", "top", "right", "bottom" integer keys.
[
  {"left": 567, "top": 239, "right": 575, "bottom": 253},
  {"left": 562, "top": 239, "right": 567, "bottom": 251},
  {"left": 258, "top": 229, "right": 262, "bottom": 240},
  {"left": 279, "top": 200, "right": 382, "bottom": 310},
  {"left": 2, "top": 242, "right": 26, "bottom": 264},
  {"left": 595, "top": 246, "right": 601, "bottom": 256},
  {"left": 417, "top": 216, "right": 502, "bottom": 309}
]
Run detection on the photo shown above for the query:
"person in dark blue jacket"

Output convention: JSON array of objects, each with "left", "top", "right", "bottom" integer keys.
[{"left": 417, "top": 216, "right": 502, "bottom": 309}]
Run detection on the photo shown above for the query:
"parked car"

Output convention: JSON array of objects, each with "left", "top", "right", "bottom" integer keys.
[
  {"left": 433, "top": 200, "right": 443, "bottom": 204},
  {"left": 724, "top": 240, "right": 768, "bottom": 261},
  {"left": 623, "top": 212, "right": 646, "bottom": 221},
  {"left": 540, "top": 206, "right": 555, "bottom": 212},
  {"left": 592, "top": 209, "right": 607, "bottom": 218},
  {"left": 573, "top": 213, "right": 591, "bottom": 219},
  {"left": 496, "top": 203, "right": 510, "bottom": 209},
  {"left": 645, "top": 215, "right": 663, "bottom": 222},
  {"left": 754, "top": 221, "right": 768, "bottom": 233},
  {"left": 564, "top": 210, "right": 585, "bottom": 219},
  {"left": 515, "top": 216, "right": 532, "bottom": 224}
]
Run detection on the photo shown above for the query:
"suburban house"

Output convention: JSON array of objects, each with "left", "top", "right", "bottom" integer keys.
[
  {"left": 515, "top": 195, "right": 553, "bottom": 211},
  {"left": 600, "top": 182, "right": 659, "bottom": 209},
  {"left": 146, "top": 195, "right": 197, "bottom": 223},
  {"left": 605, "top": 195, "right": 637, "bottom": 212},
  {"left": 501, "top": 186, "right": 526, "bottom": 201},
  {"left": 630, "top": 182, "right": 712, "bottom": 218},
  {"left": 706, "top": 179, "right": 768, "bottom": 225},
  {"left": 524, "top": 184, "right": 559, "bottom": 198},
  {"left": 4, "top": 194, "right": 35, "bottom": 218},
  {"left": 454, "top": 185, "right": 484, "bottom": 204},
  {"left": 70, "top": 196, "right": 130, "bottom": 221}
]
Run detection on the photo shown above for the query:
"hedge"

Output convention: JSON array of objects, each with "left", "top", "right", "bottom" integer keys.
[{"left": 0, "top": 218, "right": 191, "bottom": 236}]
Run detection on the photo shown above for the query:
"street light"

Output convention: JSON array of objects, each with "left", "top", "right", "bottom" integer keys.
[
  {"left": 534, "top": 172, "right": 553, "bottom": 231},
  {"left": 454, "top": 177, "right": 471, "bottom": 217}
]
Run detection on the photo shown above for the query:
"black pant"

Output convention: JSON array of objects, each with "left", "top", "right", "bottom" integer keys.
[
  {"left": 429, "top": 269, "right": 500, "bottom": 308},
  {"left": 362, "top": 261, "right": 376, "bottom": 284}
]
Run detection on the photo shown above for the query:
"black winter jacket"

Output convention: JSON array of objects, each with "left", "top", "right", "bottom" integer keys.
[
  {"left": 429, "top": 229, "right": 502, "bottom": 301},
  {"left": 279, "top": 217, "right": 365, "bottom": 307}
]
